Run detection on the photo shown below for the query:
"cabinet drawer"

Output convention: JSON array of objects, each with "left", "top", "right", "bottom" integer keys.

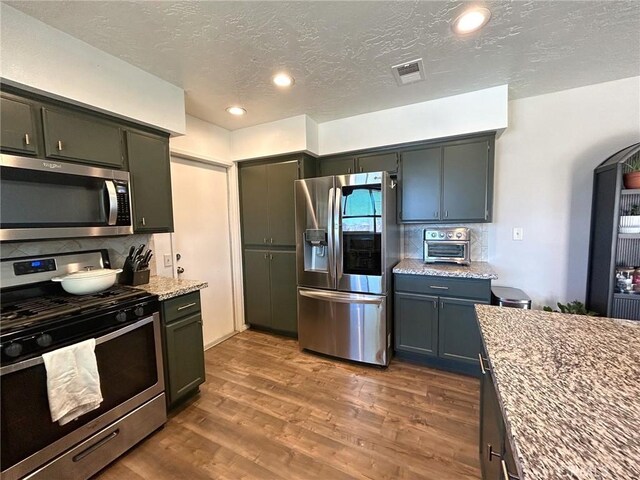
[
  {"left": 162, "top": 291, "right": 201, "bottom": 324},
  {"left": 395, "top": 274, "right": 490, "bottom": 301}
]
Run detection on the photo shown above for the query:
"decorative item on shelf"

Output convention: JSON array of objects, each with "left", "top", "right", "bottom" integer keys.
[
  {"left": 615, "top": 267, "right": 635, "bottom": 293},
  {"left": 623, "top": 154, "right": 640, "bottom": 189},
  {"left": 543, "top": 301, "right": 598, "bottom": 316},
  {"left": 120, "top": 244, "right": 152, "bottom": 286},
  {"left": 619, "top": 204, "right": 640, "bottom": 233}
]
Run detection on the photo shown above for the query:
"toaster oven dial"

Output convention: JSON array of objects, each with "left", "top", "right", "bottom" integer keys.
[
  {"left": 456, "top": 232, "right": 462, "bottom": 238},
  {"left": 447, "top": 232, "right": 453, "bottom": 238},
  {"left": 36, "top": 333, "right": 53, "bottom": 347}
]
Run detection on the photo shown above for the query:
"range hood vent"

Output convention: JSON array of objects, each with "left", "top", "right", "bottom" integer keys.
[{"left": 391, "top": 58, "right": 425, "bottom": 86}]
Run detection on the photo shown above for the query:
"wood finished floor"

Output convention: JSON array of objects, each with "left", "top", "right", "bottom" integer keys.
[{"left": 95, "top": 330, "right": 481, "bottom": 480}]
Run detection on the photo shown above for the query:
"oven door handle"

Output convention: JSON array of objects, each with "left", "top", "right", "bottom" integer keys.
[
  {"left": 0, "top": 315, "right": 156, "bottom": 376},
  {"left": 105, "top": 180, "right": 118, "bottom": 226}
]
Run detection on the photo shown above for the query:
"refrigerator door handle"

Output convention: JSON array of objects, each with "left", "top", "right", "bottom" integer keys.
[
  {"left": 299, "top": 289, "right": 384, "bottom": 306},
  {"left": 334, "top": 186, "right": 343, "bottom": 282},
  {"left": 328, "top": 186, "right": 335, "bottom": 286}
]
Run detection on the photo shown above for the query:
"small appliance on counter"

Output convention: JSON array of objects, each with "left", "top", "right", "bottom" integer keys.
[{"left": 423, "top": 227, "right": 471, "bottom": 265}]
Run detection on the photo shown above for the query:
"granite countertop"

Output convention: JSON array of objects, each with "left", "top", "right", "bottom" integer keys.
[
  {"left": 134, "top": 275, "right": 208, "bottom": 301},
  {"left": 393, "top": 258, "right": 498, "bottom": 279},
  {"left": 475, "top": 304, "right": 640, "bottom": 480}
]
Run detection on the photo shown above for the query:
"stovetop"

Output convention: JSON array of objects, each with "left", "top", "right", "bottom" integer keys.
[{"left": 0, "top": 285, "right": 151, "bottom": 334}]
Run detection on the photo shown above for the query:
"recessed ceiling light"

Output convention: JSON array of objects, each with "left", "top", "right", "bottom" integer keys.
[
  {"left": 226, "top": 106, "right": 246, "bottom": 116},
  {"left": 452, "top": 7, "right": 491, "bottom": 35},
  {"left": 273, "top": 73, "right": 295, "bottom": 88}
]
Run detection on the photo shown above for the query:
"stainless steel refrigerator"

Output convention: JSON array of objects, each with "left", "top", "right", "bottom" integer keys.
[{"left": 295, "top": 171, "right": 399, "bottom": 366}]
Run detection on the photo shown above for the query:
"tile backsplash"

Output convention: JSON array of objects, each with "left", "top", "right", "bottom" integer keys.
[
  {"left": 0, "top": 234, "right": 156, "bottom": 275},
  {"left": 402, "top": 223, "right": 489, "bottom": 261}
]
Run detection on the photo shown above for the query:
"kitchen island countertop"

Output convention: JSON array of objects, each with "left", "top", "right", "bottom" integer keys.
[
  {"left": 476, "top": 304, "right": 640, "bottom": 480},
  {"left": 133, "top": 275, "right": 208, "bottom": 301},
  {"left": 393, "top": 258, "right": 498, "bottom": 279}
]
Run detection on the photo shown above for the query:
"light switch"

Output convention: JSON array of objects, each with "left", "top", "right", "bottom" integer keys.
[
  {"left": 163, "top": 254, "right": 172, "bottom": 267},
  {"left": 512, "top": 227, "right": 524, "bottom": 241}
]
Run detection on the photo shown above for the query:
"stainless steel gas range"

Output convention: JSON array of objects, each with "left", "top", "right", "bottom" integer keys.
[{"left": 0, "top": 250, "right": 166, "bottom": 480}]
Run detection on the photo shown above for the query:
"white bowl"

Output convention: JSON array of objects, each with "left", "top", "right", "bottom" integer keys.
[{"left": 52, "top": 268, "right": 122, "bottom": 295}]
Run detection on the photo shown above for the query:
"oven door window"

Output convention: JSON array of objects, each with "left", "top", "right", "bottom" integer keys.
[
  {"left": 340, "top": 185, "right": 382, "bottom": 276},
  {"left": 426, "top": 243, "right": 466, "bottom": 259},
  {"left": 0, "top": 167, "right": 109, "bottom": 228},
  {"left": 0, "top": 321, "right": 159, "bottom": 472}
]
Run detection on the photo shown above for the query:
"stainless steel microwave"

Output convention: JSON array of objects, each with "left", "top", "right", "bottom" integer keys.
[{"left": 0, "top": 154, "right": 133, "bottom": 241}]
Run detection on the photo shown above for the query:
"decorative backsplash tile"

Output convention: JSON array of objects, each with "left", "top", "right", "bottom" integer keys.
[
  {"left": 0, "top": 234, "right": 156, "bottom": 275},
  {"left": 402, "top": 223, "right": 489, "bottom": 261}
]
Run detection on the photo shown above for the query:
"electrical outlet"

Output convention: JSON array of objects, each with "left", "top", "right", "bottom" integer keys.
[
  {"left": 512, "top": 227, "right": 524, "bottom": 241},
  {"left": 163, "top": 254, "right": 172, "bottom": 268}
]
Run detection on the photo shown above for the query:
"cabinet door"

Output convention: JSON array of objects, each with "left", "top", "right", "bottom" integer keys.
[
  {"left": 1, "top": 96, "right": 38, "bottom": 155},
  {"left": 400, "top": 147, "right": 441, "bottom": 222},
  {"left": 127, "top": 131, "right": 174, "bottom": 232},
  {"left": 244, "top": 249, "right": 272, "bottom": 328},
  {"left": 240, "top": 164, "right": 269, "bottom": 246},
  {"left": 319, "top": 156, "right": 355, "bottom": 176},
  {"left": 269, "top": 250, "right": 298, "bottom": 335},
  {"left": 438, "top": 297, "right": 485, "bottom": 363},
  {"left": 267, "top": 161, "right": 298, "bottom": 246},
  {"left": 394, "top": 292, "right": 438, "bottom": 355},
  {"left": 480, "top": 360, "right": 504, "bottom": 480},
  {"left": 357, "top": 152, "right": 398, "bottom": 173},
  {"left": 42, "top": 107, "right": 124, "bottom": 168},
  {"left": 442, "top": 140, "right": 489, "bottom": 221},
  {"left": 164, "top": 312, "right": 206, "bottom": 406}
]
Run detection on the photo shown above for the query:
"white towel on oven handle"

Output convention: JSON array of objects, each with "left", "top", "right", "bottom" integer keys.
[{"left": 41, "top": 338, "right": 103, "bottom": 426}]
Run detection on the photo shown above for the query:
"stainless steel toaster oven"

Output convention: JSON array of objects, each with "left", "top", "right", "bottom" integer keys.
[{"left": 423, "top": 227, "right": 470, "bottom": 265}]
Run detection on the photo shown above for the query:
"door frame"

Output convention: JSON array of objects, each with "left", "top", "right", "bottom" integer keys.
[{"left": 169, "top": 148, "right": 247, "bottom": 337}]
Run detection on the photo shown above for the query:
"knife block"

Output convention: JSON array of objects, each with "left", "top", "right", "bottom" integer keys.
[{"left": 120, "top": 264, "right": 150, "bottom": 286}]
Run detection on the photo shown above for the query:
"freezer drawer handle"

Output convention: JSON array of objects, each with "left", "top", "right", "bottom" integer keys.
[
  {"left": 299, "top": 289, "right": 383, "bottom": 305},
  {"left": 72, "top": 429, "right": 119, "bottom": 463}
]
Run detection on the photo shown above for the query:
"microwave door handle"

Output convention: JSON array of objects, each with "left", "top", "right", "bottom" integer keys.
[{"left": 105, "top": 180, "right": 118, "bottom": 225}]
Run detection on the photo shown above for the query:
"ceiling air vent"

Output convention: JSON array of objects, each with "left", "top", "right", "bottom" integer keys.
[{"left": 391, "top": 58, "right": 425, "bottom": 86}]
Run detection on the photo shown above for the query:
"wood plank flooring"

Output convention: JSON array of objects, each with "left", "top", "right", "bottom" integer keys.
[{"left": 95, "top": 330, "right": 481, "bottom": 480}]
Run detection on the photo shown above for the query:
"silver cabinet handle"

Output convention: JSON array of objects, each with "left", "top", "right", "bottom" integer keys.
[
  {"left": 57, "top": 140, "right": 63, "bottom": 151},
  {"left": 269, "top": 253, "right": 273, "bottom": 260},
  {"left": 141, "top": 217, "right": 146, "bottom": 226},
  {"left": 479, "top": 354, "right": 491, "bottom": 375},
  {"left": 24, "top": 133, "right": 30, "bottom": 145},
  {"left": 434, "top": 211, "right": 438, "bottom": 218},
  {"left": 445, "top": 210, "right": 449, "bottom": 218},
  {"left": 487, "top": 444, "right": 502, "bottom": 462},
  {"left": 347, "top": 167, "right": 351, "bottom": 173},
  {"left": 270, "top": 238, "right": 273, "bottom": 244},
  {"left": 429, "top": 285, "right": 449, "bottom": 290},
  {"left": 433, "top": 300, "right": 437, "bottom": 309},
  {"left": 263, "top": 237, "right": 267, "bottom": 244},
  {"left": 501, "top": 460, "right": 519, "bottom": 480},
  {"left": 359, "top": 166, "right": 363, "bottom": 172},
  {"left": 264, "top": 253, "right": 268, "bottom": 259},
  {"left": 177, "top": 302, "right": 197, "bottom": 311}
]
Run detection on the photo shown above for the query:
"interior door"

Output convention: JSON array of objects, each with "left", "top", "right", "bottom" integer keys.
[{"left": 170, "top": 157, "right": 235, "bottom": 347}]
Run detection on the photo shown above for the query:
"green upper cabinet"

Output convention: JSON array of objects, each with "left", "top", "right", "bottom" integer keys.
[
  {"left": 42, "top": 107, "right": 124, "bottom": 168},
  {"left": 240, "top": 160, "right": 298, "bottom": 247},
  {"left": 357, "top": 152, "right": 398, "bottom": 173},
  {"left": 126, "top": 130, "right": 174, "bottom": 233},
  {"left": 400, "top": 147, "right": 441, "bottom": 222},
  {"left": 1, "top": 95, "right": 39, "bottom": 155},
  {"left": 318, "top": 155, "right": 355, "bottom": 176},
  {"left": 399, "top": 134, "right": 494, "bottom": 223},
  {"left": 442, "top": 139, "right": 491, "bottom": 222}
]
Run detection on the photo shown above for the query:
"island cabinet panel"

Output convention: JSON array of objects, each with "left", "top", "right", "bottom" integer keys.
[
  {"left": 394, "top": 273, "right": 490, "bottom": 376},
  {"left": 399, "top": 147, "right": 441, "bottom": 222},
  {"left": 1, "top": 95, "right": 39, "bottom": 155},
  {"left": 126, "top": 130, "right": 174, "bottom": 233},
  {"left": 479, "top": 357, "right": 505, "bottom": 480},
  {"left": 161, "top": 291, "right": 206, "bottom": 409},
  {"left": 394, "top": 292, "right": 438, "bottom": 356},
  {"left": 42, "top": 107, "right": 124, "bottom": 168}
]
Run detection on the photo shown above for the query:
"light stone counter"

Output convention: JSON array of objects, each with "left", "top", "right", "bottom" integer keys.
[
  {"left": 134, "top": 275, "right": 208, "bottom": 301},
  {"left": 475, "top": 304, "right": 640, "bottom": 480},
  {"left": 393, "top": 258, "right": 498, "bottom": 279}
]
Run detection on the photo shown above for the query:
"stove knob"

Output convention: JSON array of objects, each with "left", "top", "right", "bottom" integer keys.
[
  {"left": 116, "top": 311, "right": 127, "bottom": 322},
  {"left": 36, "top": 333, "right": 53, "bottom": 347},
  {"left": 4, "top": 342, "right": 23, "bottom": 358},
  {"left": 134, "top": 305, "right": 145, "bottom": 317}
]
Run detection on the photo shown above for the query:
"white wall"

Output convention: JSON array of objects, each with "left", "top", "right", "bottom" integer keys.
[
  {"left": 230, "top": 115, "right": 312, "bottom": 160},
  {"left": 0, "top": 4, "right": 185, "bottom": 135},
  {"left": 170, "top": 115, "right": 231, "bottom": 164},
  {"left": 318, "top": 85, "right": 508, "bottom": 155},
  {"left": 490, "top": 76, "right": 640, "bottom": 308}
]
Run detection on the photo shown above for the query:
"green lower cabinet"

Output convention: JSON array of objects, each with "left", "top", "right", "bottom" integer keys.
[
  {"left": 439, "top": 297, "right": 486, "bottom": 364},
  {"left": 243, "top": 249, "right": 272, "bottom": 329},
  {"left": 162, "top": 293, "right": 206, "bottom": 409},
  {"left": 268, "top": 251, "right": 298, "bottom": 333},
  {"left": 394, "top": 292, "right": 438, "bottom": 356}
]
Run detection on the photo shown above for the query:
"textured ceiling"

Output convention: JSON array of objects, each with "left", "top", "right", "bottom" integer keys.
[{"left": 4, "top": 1, "right": 640, "bottom": 130}]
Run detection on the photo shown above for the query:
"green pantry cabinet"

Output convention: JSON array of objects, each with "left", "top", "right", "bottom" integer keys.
[
  {"left": 399, "top": 135, "right": 494, "bottom": 223},
  {"left": 479, "top": 355, "right": 520, "bottom": 480},
  {"left": 161, "top": 291, "right": 206, "bottom": 409},
  {"left": 239, "top": 155, "right": 315, "bottom": 336},
  {"left": 394, "top": 274, "right": 490, "bottom": 376},
  {"left": 0, "top": 88, "right": 174, "bottom": 233}
]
